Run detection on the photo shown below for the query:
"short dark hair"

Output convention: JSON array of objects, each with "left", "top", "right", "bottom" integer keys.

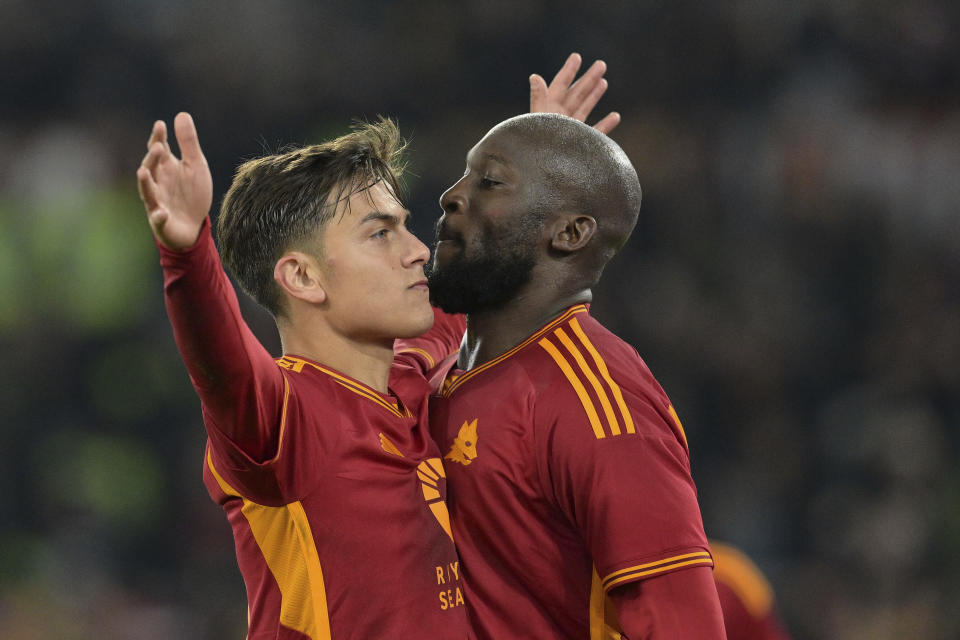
[{"left": 217, "top": 117, "right": 407, "bottom": 316}]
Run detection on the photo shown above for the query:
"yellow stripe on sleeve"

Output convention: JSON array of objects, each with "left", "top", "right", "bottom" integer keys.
[
  {"left": 555, "top": 327, "right": 621, "bottom": 436},
  {"left": 569, "top": 318, "right": 635, "bottom": 434},
  {"left": 602, "top": 551, "right": 713, "bottom": 591},
  {"left": 538, "top": 337, "right": 606, "bottom": 439}
]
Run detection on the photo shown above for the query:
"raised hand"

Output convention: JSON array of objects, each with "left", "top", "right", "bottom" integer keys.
[
  {"left": 529, "top": 52, "right": 621, "bottom": 135},
  {"left": 136, "top": 112, "right": 213, "bottom": 250}
]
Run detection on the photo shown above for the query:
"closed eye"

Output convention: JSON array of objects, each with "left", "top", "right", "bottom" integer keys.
[{"left": 479, "top": 176, "right": 500, "bottom": 188}]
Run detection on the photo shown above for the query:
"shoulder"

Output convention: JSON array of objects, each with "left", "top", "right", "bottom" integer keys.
[{"left": 524, "top": 312, "right": 676, "bottom": 440}]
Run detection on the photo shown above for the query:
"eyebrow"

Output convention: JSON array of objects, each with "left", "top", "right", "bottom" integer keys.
[{"left": 357, "top": 209, "right": 411, "bottom": 226}]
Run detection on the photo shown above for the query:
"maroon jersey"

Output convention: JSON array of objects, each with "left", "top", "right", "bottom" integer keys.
[
  {"left": 160, "top": 222, "right": 469, "bottom": 639},
  {"left": 398, "top": 304, "right": 714, "bottom": 639},
  {"left": 712, "top": 542, "right": 793, "bottom": 640}
]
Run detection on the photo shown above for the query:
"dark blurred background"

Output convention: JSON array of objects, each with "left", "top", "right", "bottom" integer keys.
[{"left": 1, "top": 1, "right": 958, "bottom": 638}]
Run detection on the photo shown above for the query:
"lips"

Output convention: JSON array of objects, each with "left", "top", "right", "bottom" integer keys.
[{"left": 434, "top": 216, "right": 463, "bottom": 245}]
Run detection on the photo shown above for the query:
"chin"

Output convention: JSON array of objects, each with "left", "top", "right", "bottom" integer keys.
[{"left": 394, "top": 305, "right": 435, "bottom": 339}]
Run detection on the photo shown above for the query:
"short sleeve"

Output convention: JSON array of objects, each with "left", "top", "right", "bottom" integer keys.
[{"left": 534, "top": 373, "right": 712, "bottom": 593}]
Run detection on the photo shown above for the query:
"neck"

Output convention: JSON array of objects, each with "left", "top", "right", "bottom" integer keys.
[
  {"left": 458, "top": 285, "right": 591, "bottom": 370},
  {"left": 278, "top": 317, "right": 394, "bottom": 393}
]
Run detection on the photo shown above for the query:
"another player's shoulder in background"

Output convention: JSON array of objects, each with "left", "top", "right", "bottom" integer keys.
[{"left": 711, "top": 540, "right": 794, "bottom": 640}]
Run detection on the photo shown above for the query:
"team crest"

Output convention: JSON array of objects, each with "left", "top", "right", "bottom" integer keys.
[{"left": 445, "top": 419, "right": 478, "bottom": 466}]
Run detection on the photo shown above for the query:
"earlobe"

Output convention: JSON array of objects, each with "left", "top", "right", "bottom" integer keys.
[
  {"left": 274, "top": 252, "right": 327, "bottom": 305},
  {"left": 550, "top": 215, "right": 597, "bottom": 253}
]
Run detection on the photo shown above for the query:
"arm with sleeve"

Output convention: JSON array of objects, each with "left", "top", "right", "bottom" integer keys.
[
  {"left": 159, "top": 219, "right": 286, "bottom": 467},
  {"left": 535, "top": 387, "right": 726, "bottom": 638}
]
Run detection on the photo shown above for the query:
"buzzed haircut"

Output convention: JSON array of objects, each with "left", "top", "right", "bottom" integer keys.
[
  {"left": 217, "top": 118, "right": 407, "bottom": 317},
  {"left": 496, "top": 113, "right": 642, "bottom": 262}
]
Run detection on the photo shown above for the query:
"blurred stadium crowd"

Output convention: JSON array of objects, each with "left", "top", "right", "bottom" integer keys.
[{"left": 0, "top": 1, "right": 957, "bottom": 638}]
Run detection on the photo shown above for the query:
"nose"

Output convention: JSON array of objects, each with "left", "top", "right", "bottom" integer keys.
[
  {"left": 403, "top": 228, "right": 430, "bottom": 267},
  {"left": 439, "top": 176, "right": 466, "bottom": 214}
]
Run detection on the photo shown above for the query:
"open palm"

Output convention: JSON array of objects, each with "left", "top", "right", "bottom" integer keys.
[{"left": 136, "top": 112, "right": 213, "bottom": 250}]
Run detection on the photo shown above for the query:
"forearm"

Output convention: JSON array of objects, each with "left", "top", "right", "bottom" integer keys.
[
  {"left": 159, "top": 218, "right": 284, "bottom": 458},
  {"left": 610, "top": 567, "right": 726, "bottom": 639}
]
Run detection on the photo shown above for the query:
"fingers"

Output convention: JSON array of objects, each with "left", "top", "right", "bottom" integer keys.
[
  {"left": 563, "top": 59, "right": 607, "bottom": 108},
  {"left": 140, "top": 140, "right": 166, "bottom": 180},
  {"left": 146, "top": 120, "right": 166, "bottom": 150},
  {"left": 592, "top": 112, "right": 621, "bottom": 135},
  {"left": 549, "top": 52, "right": 582, "bottom": 91},
  {"left": 529, "top": 74, "right": 549, "bottom": 112},
  {"left": 571, "top": 77, "right": 608, "bottom": 122},
  {"left": 137, "top": 166, "right": 159, "bottom": 210},
  {"left": 174, "top": 112, "right": 206, "bottom": 166},
  {"left": 137, "top": 166, "right": 170, "bottom": 231}
]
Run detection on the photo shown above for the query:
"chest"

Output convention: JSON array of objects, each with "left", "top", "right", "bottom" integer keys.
[{"left": 428, "top": 379, "right": 542, "bottom": 504}]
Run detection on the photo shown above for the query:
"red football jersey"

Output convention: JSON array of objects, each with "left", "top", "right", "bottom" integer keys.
[
  {"left": 712, "top": 542, "right": 793, "bottom": 640},
  {"left": 161, "top": 222, "right": 470, "bottom": 639},
  {"left": 399, "top": 304, "right": 714, "bottom": 639}
]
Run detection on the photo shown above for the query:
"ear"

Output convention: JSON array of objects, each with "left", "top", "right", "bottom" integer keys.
[
  {"left": 549, "top": 214, "right": 597, "bottom": 253},
  {"left": 274, "top": 251, "right": 328, "bottom": 305}
]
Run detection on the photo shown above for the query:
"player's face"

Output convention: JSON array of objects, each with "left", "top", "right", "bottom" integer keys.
[
  {"left": 427, "top": 128, "right": 547, "bottom": 314},
  {"left": 317, "top": 181, "right": 433, "bottom": 340}
]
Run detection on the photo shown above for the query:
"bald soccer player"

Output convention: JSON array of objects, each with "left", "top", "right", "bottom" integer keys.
[{"left": 397, "top": 113, "right": 726, "bottom": 639}]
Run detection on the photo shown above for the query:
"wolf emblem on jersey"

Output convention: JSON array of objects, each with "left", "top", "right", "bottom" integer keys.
[{"left": 445, "top": 419, "right": 478, "bottom": 466}]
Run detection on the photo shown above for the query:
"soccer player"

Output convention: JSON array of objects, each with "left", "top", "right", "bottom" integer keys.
[
  {"left": 712, "top": 541, "right": 793, "bottom": 640},
  {"left": 395, "top": 113, "right": 727, "bottom": 638},
  {"left": 137, "top": 114, "right": 471, "bottom": 639},
  {"left": 136, "top": 55, "right": 618, "bottom": 639}
]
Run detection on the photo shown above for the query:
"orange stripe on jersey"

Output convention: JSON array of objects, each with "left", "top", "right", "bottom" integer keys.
[
  {"left": 710, "top": 541, "right": 774, "bottom": 619},
  {"left": 589, "top": 568, "right": 624, "bottom": 640},
  {"left": 589, "top": 568, "right": 606, "bottom": 640},
  {"left": 602, "top": 551, "right": 713, "bottom": 592},
  {"left": 555, "top": 327, "right": 621, "bottom": 436},
  {"left": 330, "top": 379, "right": 407, "bottom": 419},
  {"left": 395, "top": 346, "right": 435, "bottom": 369},
  {"left": 206, "top": 450, "right": 332, "bottom": 640},
  {"left": 265, "top": 373, "right": 292, "bottom": 464},
  {"left": 667, "top": 405, "right": 689, "bottom": 452},
  {"left": 538, "top": 336, "right": 606, "bottom": 439},
  {"left": 569, "top": 318, "right": 635, "bottom": 434},
  {"left": 442, "top": 305, "right": 588, "bottom": 397},
  {"left": 278, "top": 356, "right": 408, "bottom": 418},
  {"left": 379, "top": 433, "right": 404, "bottom": 457}
]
